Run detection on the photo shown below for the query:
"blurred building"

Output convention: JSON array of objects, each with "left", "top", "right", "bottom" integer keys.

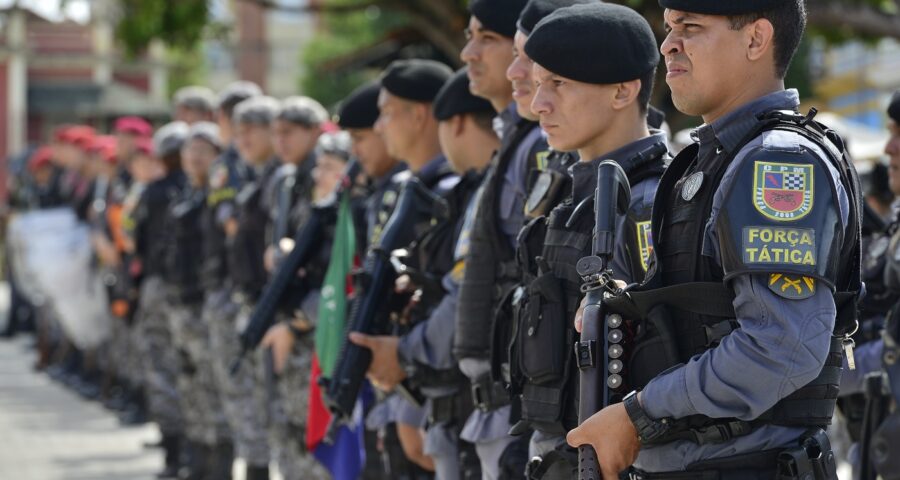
[
  {"left": 811, "top": 38, "right": 900, "bottom": 129},
  {"left": 0, "top": 0, "right": 169, "bottom": 202},
  {"left": 204, "top": 0, "right": 318, "bottom": 97}
]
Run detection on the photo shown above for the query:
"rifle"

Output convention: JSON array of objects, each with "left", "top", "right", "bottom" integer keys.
[
  {"left": 574, "top": 160, "right": 631, "bottom": 480},
  {"left": 322, "top": 177, "right": 441, "bottom": 434},
  {"left": 231, "top": 161, "right": 362, "bottom": 374}
]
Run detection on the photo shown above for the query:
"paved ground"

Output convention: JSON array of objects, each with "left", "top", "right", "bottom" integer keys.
[
  {"left": 0, "top": 335, "right": 279, "bottom": 480},
  {"left": 0, "top": 337, "right": 161, "bottom": 480}
]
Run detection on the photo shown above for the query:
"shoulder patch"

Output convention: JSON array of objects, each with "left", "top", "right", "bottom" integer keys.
[
  {"left": 743, "top": 226, "right": 816, "bottom": 267},
  {"left": 637, "top": 221, "right": 653, "bottom": 272},
  {"left": 210, "top": 164, "right": 229, "bottom": 190},
  {"left": 752, "top": 161, "right": 814, "bottom": 221},
  {"left": 535, "top": 150, "right": 550, "bottom": 171},
  {"left": 768, "top": 273, "right": 816, "bottom": 300}
]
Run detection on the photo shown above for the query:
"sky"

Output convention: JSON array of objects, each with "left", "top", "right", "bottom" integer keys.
[{"left": 0, "top": 0, "right": 90, "bottom": 23}]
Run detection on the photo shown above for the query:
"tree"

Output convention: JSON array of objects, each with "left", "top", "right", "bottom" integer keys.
[{"left": 111, "top": 0, "right": 900, "bottom": 115}]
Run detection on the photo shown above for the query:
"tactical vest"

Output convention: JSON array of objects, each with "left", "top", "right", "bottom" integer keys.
[
  {"left": 201, "top": 147, "right": 252, "bottom": 291},
  {"left": 404, "top": 171, "right": 483, "bottom": 401},
  {"left": 166, "top": 189, "right": 207, "bottom": 305},
  {"left": 228, "top": 160, "right": 279, "bottom": 300},
  {"left": 454, "top": 119, "right": 540, "bottom": 361},
  {"left": 134, "top": 171, "right": 185, "bottom": 278},
  {"left": 508, "top": 144, "right": 667, "bottom": 434},
  {"left": 614, "top": 110, "right": 863, "bottom": 445}
]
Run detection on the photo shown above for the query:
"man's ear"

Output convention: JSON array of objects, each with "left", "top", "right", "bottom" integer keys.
[
  {"left": 413, "top": 103, "right": 430, "bottom": 130},
  {"left": 611, "top": 79, "right": 641, "bottom": 112},
  {"left": 454, "top": 114, "right": 467, "bottom": 137},
  {"left": 746, "top": 17, "right": 775, "bottom": 63}
]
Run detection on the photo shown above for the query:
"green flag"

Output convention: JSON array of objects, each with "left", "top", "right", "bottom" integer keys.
[{"left": 315, "top": 191, "right": 357, "bottom": 377}]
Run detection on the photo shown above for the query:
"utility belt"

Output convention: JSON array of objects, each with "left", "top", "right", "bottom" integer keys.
[
  {"left": 231, "top": 288, "right": 261, "bottom": 306},
  {"left": 629, "top": 429, "right": 837, "bottom": 480},
  {"left": 429, "top": 387, "right": 475, "bottom": 426},
  {"left": 168, "top": 286, "right": 205, "bottom": 307},
  {"left": 409, "top": 364, "right": 468, "bottom": 391},
  {"left": 470, "top": 372, "right": 510, "bottom": 412}
]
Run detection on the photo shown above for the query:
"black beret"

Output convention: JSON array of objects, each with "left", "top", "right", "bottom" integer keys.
[
  {"left": 380, "top": 59, "right": 453, "bottom": 103},
  {"left": 517, "top": 0, "right": 594, "bottom": 36},
  {"left": 336, "top": 81, "right": 381, "bottom": 129},
  {"left": 433, "top": 68, "right": 497, "bottom": 121},
  {"left": 889, "top": 90, "right": 900, "bottom": 124},
  {"left": 469, "top": 0, "right": 529, "bottom": 38},
  {"left": 659, "top": 0, "right": 783, "bottom": 15},
  {"left": 525, "top": 3, "right": 659, "bottom": 84}
]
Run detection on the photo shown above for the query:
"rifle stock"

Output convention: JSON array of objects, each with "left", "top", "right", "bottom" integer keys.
[{"left": 575, "top": 160, "right": 631, "bottom": 480}]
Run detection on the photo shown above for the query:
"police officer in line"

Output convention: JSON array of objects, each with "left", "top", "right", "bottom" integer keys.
[
  {"left": 568, "top": 1, "right": 861, "bottom": 479},
  {"left": 201, "top": 81, "right": 263, "bottom": 480},
  {"left": 349, "top": 68, "right": 498, "bottom": 479},
  {"left": 126, "top": 121, "right": 190, "bottom": 479},
  {"left": 222, "top": 95, "right": 283, "bottom": 480},
  {"left": 256, "top": 96, "right": 332, "bottom": 480},
  {"left": 353, "top": 59, "right": 457, "bottom": 474},
  {"left": 507, "top": 4, "right": 668, "bottom": 478},
  {"left": 333, "top": 80, "right": 414, "bottom": 479},
  {"left": 335, "top": 80, "right": 408, "bottom": 251},
  {"left": 837, "top": 91, "right": 900, "bottom": 479},
  {"left": 871, "top": 90, "right": 900, "bottom": 480},
  {"left": 163, "top": 121, "right": 234, "bottom": 480},
  {"left": 173, "top": 85, "right": 217, "bottom": 125},
  {"left": 453, "top": 0, "right": 552, "bottom": 476}
]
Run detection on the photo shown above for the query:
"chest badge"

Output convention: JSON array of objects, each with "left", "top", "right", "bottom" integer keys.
[
  {"left": 753, "top": 161, "right": 814, "bottom": 221},
  {"left": 681, "top": 172, "right": 704, "bottom": 201}
]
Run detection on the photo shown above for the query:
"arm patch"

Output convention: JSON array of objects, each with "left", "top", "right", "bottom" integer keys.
[{"left": 716, "top": 145, "right": 843, "bottom": 288}]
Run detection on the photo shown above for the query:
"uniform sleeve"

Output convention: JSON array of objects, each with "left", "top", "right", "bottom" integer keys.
[
  {"left": 641, "top": 274, "right": 835, "bottom": 420},
  {"left": 397, "top": 274, "right": 460, "bottom": 371},
  {"left": 641, "top": 131, "right": 850, "bottom": 421}
]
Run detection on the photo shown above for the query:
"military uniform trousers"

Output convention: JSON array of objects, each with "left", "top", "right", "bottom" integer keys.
[
  {"left": 256, "top": 331, "right": 329, "bottom": 480},
  {"left": 205, "top": 288, "right": 271, "bottom": 467},
  {"left": 168, "top": 300, "right": 231, "bottom": 446},
  {"left": 135, "top": 276, "right": 184, "bottom": 436},
  {"left": 106, "top": 314, "right": 142, "bottom": 387}
]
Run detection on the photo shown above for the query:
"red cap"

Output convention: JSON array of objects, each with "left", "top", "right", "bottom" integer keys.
[
  {"left": 321, "top": 120, "right": 339, "bottom": 133},
  {"left": 28, "top": 146, "right": 54, "bottom": 171},
  {"left": 55, "top": 125, "right": 96, "bottom": 150},
  {"left": 133, "top": 136, "right": 154, "bottom": 157},
  {"left": 89, "top": 135, "right": 118, "bottom": 165},
  {"left": 114, "top": 116, "right": 153, "bottom": 137}
]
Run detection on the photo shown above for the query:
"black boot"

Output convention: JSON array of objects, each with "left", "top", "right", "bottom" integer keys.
[
  {"left": 207, "top": 442, "right": 234, "bottom": 480},
  {"left": 120, "top": 387, "right": 148, "bottom": 426},
  {"left": 245, "top": 465, "right": 269, "bottom": 480},
  {"left": 156, "top": 434, "right": 181, "bottom": 479},
  {"left": 178, "top": 441, "right": 209, "bottom": 480}
]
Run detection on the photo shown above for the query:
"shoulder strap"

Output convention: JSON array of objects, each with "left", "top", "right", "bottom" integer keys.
[{"left": 606, "top": 281, "right": 735, "bottom": 320}]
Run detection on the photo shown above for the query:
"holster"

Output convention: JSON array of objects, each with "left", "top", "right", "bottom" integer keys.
[
  {"left": 470, "top": 372, "right": 509, "bottom": 412},
  {"left": 629, "top": 429, "right": 838, "bottom": 480}
]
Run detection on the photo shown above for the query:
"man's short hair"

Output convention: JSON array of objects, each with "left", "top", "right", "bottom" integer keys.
[
  {"left": 727, "top": 0, "right": 806, "bottom": 79},
  {"left": 232, "top": 96, "right": 280, "bottom": 126},
  {"left": 277, "top": 96, "right": 329, "bottom": 128},
  {"left": 637, "top": 67, "right": 657, "bottom": 114}
]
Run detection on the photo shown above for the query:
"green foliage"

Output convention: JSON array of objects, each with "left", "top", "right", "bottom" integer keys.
[
  {"left": 167, "top": 46, "right": 208, "bottom": 99},
  {"left": 116, "top": 0, "right": 210, "bottom": 56},
  {"left": 300, "top": 4, "right": 408, "bottom": 108}
]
